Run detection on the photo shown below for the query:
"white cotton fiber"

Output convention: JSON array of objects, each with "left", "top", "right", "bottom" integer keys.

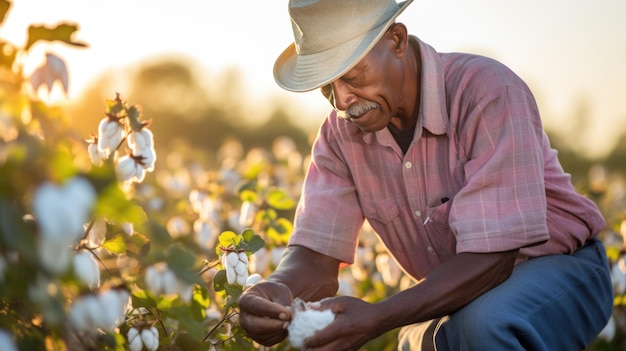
[{"left": 287, "top": 298, "right": 335, "bottom": 349}]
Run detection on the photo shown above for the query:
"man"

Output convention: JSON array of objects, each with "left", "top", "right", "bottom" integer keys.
[{"left": 239, "top": 0, "right": 613, "bottom": 350}]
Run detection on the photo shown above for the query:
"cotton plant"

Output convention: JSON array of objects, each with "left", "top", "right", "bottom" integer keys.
[
  {"left": 86, "top": 93, "right": 157, "bottom": 186},
  {"left": 215, "top": 230, "right": 265, "bottom": 287}
]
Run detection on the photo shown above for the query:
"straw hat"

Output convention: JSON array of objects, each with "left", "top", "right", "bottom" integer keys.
[{"left": 274, "top": 0, "right": 413, "bottom": 92}]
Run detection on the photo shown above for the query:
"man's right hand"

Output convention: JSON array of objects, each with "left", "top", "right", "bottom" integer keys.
[{"left": 238, "top": 280, "right": 294, "bottom": 346}]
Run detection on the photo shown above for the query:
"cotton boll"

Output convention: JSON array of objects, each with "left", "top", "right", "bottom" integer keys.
[
  {"left": 137, "top": 147, "right": 157, "bottom": 172},
  {"left": 116, "top": 155, "right": 138, "bottom": 182},
  {"left": 598, "top": 315, "right": 616, "bottom": 342},
  {"left": 128, "top": 327, "right": 143, "bottom": 351},
  {"left": 128, "top": 128, "right": 154, "bottom": 153},
  {"left": 238, "top": 201, "right": 257, "bottom": 227},
  {"left": 236, "top": 271, "right": 248, "bottom": 286},
  {"left": 145, "top": 264, "right": 162, "bottom": 295},
  {"left": 375, "top": 253, "right": 402, "bottom": 287},
  {"left": 194, "top": 219, "right": 219, "bottom": 251},
  {"left": 122, "top": 222, "right": 134, "bottom": 236},
  {"left": 73, "top": 250, "right": 100, "bottom": 289},
  {"left": 33, "top": 177, "right": 96, "bottom": 243},
  {"left": 98, "top": 289, "right": 127, "bottom": 330},
  {"left": 249, "top": 247, "right": 270, "bottom": 274},
  {"left": 97, "top": 117, "right": 124, "bottom": 156},
  {"left": 88, "top": 142, "right": 107, "bottom": 166},
  {"left": 38, "top": 235, "right": 71, "bottom": 274},
  {"left": 245, "top": 273, "right": 263, "bottom": 289},
  {"left": 225, "top": 261, "right": 237, "bottom": 285},
  {"left": 225, "top": 252, "right": 237, "bottom": 266},
  {"left": 161, "top": 269, "right": 179, "bottom": 296},
  {"left": 612, "top": 255, "right": 626, "bottom": 295},
  {"left": 271, "top": 247, "right": 286, "bottom": 267},
  {"left": 0, "top": 329, "right": 18, "bottom": 351},
  {"left": 176, "top": 280, "right": 194, "bottom": 303},
  {"left": 141, "top": 327, "right": 159, "bottom": 351},
  {"left": 288, "top": 298, "right": 335, "bottom": 349}
]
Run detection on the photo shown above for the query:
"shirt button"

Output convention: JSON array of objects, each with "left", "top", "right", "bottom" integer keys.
[
  {"left": 404, "top": 161, "right": 413, "bottom": 169},
  {"left": 427, "top": 246, "right": 434, "bottom": 253},
  {"left": 414, "top": 210, "right": 421, "bottom": 217}
]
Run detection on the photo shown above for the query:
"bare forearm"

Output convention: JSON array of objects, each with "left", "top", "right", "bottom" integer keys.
[
  {"left": 267, "top": 245, "right": 341, "bottom": 302},
  {"left": 376, "top": 250, "right": 518, "bottom": 334}
]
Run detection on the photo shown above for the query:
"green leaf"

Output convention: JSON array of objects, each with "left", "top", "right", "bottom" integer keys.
[
  {"left": 192, "top": 285, "right": 210, "bottom": 309},
  {"left": 217, "top": 231, "right": 243, "bottom": 251},
  {"left": 0, "top": 197, "right": 36, "bottom": 260},
  {"left": 245, "top": 235, "right": 265, "bottom": 254},
  {"left": 213, "top": 270, "right": 227, "bottom": 292},
  {"left": 25, "top": 23, "right": 88, "bottom": 51},
  {"left": 218, "top": 231, "right": 237, "bottom": 248},
  {"left": 166, "top": 244, "right": 196, "bottom": 270},
  {"left": 48, "top": 147, "right": 78, "bottom": 183},
  {"left": 125, "top": 232, "right": 150, "bottom": 257},
  {"left": 170, "top": 305, "right": 204, "bottom": 339},
  {"left": 166, "top": 244, "right": 201, "bottom": 284},
  {"left": 239, "top": 189, "right": 257, "bottom": 203},
  {"left": 174, "top": 333, "right": 202, "bottom": 351},
  {"left": 156, "top": 294, "right": 177, "bottom": 311},
  {"left": 224, "top": 284, "right": 243, "bottom": 301},
  {"left": 94, "top": 185, "right": 147, "bottom": 224},
  {"left": 267, "top": 218, "right": 293, "bottom": 245},
  {"left": 105, "top": 94, "right": 125, "bottom": 116},
  {"left": 131, "top": 290, "right": 157, "bottom": 309},
  {"left": 266, "top": 188, "right": 296, "bottom": 210},
  {"left": 241, "top": 228, "right": 255, "bottom": 242},
  {"left": 127, "top": 105, "right": 144, "bottom": 132},
  {"left": 102, "top": 235, "right": 126, "bottom": 254}
]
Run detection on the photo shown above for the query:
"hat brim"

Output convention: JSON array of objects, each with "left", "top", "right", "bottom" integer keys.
[{"left": 274, "top": 0, "right": 413, "bottom": 92}]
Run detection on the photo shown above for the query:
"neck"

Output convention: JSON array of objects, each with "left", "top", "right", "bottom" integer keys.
[{"left": 390, "top": 39, "right": 421, "bottom": 131}]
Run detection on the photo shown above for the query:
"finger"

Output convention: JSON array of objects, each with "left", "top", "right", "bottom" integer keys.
[
  {"left": 239, "top": 314, "right": 289, "bottom": 346},
  {"left": 302, "top": 321, "right": 338, "bottom": 349},
  {"left": 241, "top": 316, "right": 289, "bottom": 337},
  {"left": 239, "top": 294, "right": 292, "bottom": 320}
]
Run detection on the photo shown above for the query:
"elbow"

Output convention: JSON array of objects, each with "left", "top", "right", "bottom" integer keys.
[{"left": 496, "top": 249, "right": 519, "bottom": 284}]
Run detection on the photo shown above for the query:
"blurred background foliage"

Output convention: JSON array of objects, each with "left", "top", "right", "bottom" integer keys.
[{"left": 66, "top": 54, "right": 626, "bottom": 183}]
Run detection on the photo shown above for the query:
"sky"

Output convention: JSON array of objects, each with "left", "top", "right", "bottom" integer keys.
[{"left": 2, "top": 0, "right": 625, "bottom": 157}]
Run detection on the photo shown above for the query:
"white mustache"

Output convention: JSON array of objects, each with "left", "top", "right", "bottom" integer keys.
[{"left": 336, "top": 101, "right": 380, "bottom": 120}]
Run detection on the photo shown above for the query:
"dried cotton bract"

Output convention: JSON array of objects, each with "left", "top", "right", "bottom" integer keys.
[{"left": 287, "top": 298, "right": 335, "bottom": 349}]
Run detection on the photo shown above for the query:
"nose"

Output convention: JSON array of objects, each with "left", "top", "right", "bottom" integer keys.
[{"left": 330, "top": 80, "right": 358, "bottom": 112}]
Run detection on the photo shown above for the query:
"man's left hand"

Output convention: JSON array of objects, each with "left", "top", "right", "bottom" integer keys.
[{"left": 302, "top": 295, "right": 381, "bottom": 351}]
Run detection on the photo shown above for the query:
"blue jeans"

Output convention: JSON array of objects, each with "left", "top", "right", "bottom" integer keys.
[{"left": 398, "top": 239, "right": 613, "bottom": 350}]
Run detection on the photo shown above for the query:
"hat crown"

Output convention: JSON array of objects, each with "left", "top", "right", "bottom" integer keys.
[{"left": 289, "top": 0, "right": 401, "bottom": 55}]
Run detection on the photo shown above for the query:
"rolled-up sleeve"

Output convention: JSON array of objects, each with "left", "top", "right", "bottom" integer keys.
[{"left": 288, "top": 117, "right": 364, "bottom": 264}]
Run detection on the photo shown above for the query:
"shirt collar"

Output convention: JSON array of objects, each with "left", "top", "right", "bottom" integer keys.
[{"left": 412, "top": 36, "right": 449, "bottom": 136}]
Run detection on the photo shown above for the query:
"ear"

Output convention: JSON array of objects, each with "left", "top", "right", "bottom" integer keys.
[{"left": 387, "top": 23, "right": 409, "bottom": 56}]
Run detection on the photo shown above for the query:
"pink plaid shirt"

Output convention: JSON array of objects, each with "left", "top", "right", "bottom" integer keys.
[{"left": 289, "top": 37, "right": 605, "bottom": 280}]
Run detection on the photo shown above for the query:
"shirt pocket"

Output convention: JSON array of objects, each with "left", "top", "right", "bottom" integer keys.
[
  {"left": 361, "top": 198, "right": 400, "bottom": 225},
  {"left": 424, "top": 200, "right": 456, "bottom": 259}
]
